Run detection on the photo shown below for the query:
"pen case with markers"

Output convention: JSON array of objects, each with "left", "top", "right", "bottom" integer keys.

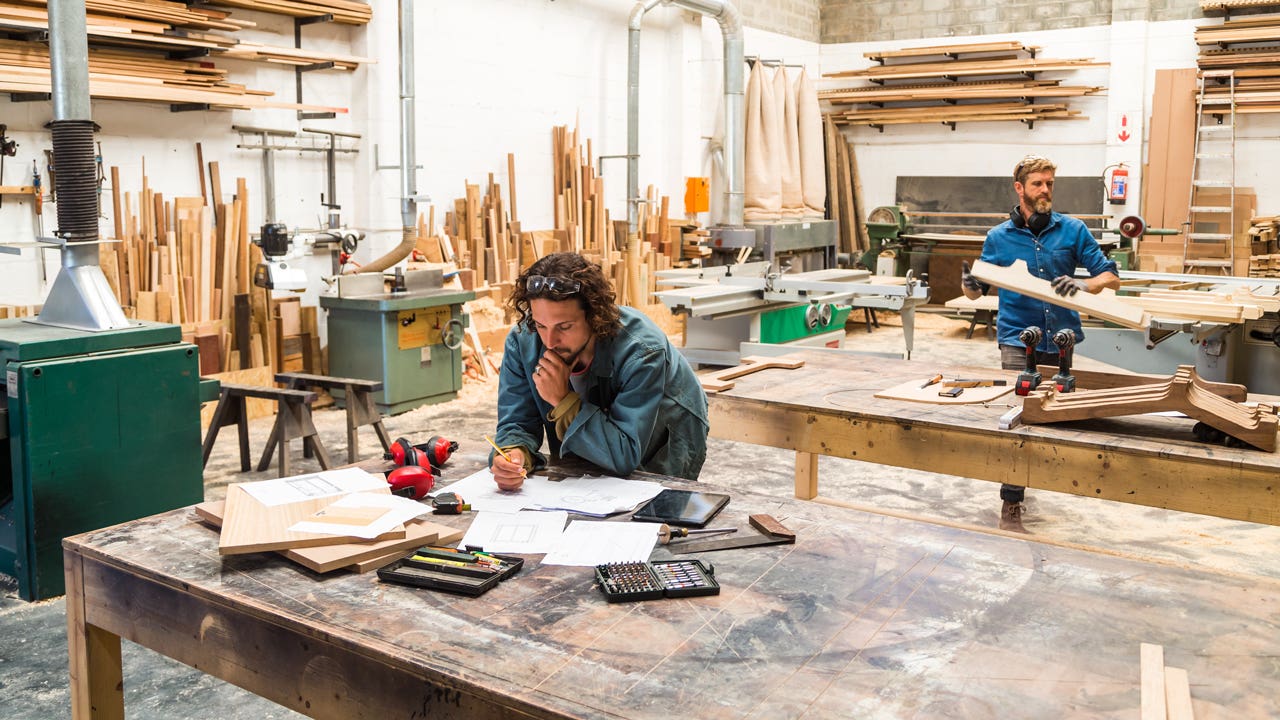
[
  {"left": 377, "top": 550, "right": 523, "bottom": 596},
  {"left": 595, "top": 559, "right": 719, "bottom": 603}
]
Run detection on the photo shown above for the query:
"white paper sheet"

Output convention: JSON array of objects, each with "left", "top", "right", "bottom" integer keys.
[
  {"left": 287, "top": 492, "right": 432, "bottom": 540},
  {"left": 459, "top": 510, "right": 569, "bottom": 554},
  {"left": 432, "top": 468, "right": 663, "bottom": 517},
  {"left": 540, "top": 520, "right": 660, "bottom": 567},
  {"left": 238, "top": 467, "right": 387, "bottom": 507}
]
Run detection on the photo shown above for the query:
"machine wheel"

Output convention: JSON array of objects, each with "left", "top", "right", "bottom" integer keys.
[{"left": 440, "top": 318, "right": 465, "bottom": 350}]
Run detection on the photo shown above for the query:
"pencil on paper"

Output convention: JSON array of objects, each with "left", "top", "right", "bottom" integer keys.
[{"left": 484, "top": 435, "right": 526, "bottom": 477}]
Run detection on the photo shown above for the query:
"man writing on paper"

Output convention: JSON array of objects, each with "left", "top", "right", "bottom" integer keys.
[
  {"left": 960, "top": 154, "right": 1119, "bottom": 533},
  {"left": 489, "top": 252, "right": 708, "bottom": 491}
]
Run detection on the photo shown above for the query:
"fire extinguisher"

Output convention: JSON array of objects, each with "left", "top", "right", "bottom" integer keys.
[{"left": 1106, "top": 164, "right": 1129, "bottom": 205}]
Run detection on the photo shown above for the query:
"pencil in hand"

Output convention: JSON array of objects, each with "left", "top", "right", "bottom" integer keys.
[{"left": 484, "top": 435, "right": 526, "bottom": 477}]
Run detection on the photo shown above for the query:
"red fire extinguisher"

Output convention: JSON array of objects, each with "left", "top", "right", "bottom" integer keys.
[{"left": 1106, "top": 164, "right": 1128, "bottom": 205}]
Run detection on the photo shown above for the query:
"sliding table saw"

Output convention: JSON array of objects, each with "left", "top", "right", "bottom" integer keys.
[{"left": 654, "top": 262, "right": 930, "bottom": 366}]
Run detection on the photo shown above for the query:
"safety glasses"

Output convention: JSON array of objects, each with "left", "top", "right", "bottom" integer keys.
[
  {"left": 1015, "top": 154, "right": 1050, "bottom": 176},
  {"left": 524, "top": 275, "right": 581, "bottom": 297}
]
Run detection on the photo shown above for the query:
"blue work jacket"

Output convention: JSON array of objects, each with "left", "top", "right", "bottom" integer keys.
[
  {"left": 979, "top": 212, "right": 1118, "bottom": 352},
  {"left": 494, "top": 306, "right": 709, "bottom": 480}
]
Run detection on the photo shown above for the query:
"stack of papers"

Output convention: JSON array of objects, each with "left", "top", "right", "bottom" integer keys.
[{"left": 432, "top": 469, "right": 664, "bottom": 516}]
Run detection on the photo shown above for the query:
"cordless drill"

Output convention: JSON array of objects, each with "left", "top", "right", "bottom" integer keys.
[
  {"left": 1015, "top": 326, "right": 1043, "bottom": 396},
  {"left": 1051, "top": 329, "right": 1077, "bottom": 393}
]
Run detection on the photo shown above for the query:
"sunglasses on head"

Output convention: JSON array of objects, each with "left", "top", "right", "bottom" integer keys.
[
  {"left": 524, "top": 275, "right": 581, "bottom": 297},
  {"left": 1016, "top": 155, "right": 1050, "bottom": 175}
]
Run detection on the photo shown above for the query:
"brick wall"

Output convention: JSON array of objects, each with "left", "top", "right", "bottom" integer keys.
[
  {"left": 819, "top": 0, "right": 1201, "bottom": 44},
  {"left": 739, "top": 0, "right": 823, "bottom": 42}
]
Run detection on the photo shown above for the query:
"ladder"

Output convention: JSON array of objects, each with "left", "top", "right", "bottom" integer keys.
[{"left": 1183, "top": 69, "right": 1237, "bottom": 275}]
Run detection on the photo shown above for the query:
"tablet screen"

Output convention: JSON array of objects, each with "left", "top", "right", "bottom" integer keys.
[{"left": 632, "top": 489, "right": 730, "bottom": 528}]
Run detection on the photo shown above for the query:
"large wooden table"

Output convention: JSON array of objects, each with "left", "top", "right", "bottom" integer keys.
[
  {"left": 707, "top": 350, "right": 1280, "bottom": 526},
  {"left": 63, "top": 473, "right": 1280, "bottom": 718}
]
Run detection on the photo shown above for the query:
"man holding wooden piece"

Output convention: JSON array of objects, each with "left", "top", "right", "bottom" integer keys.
[
  {"left": 489, "top": 252, "right": 709, "bottom": 490},
  {"left": 960, "top": 154, "right": 1119, "bottom": 532}
]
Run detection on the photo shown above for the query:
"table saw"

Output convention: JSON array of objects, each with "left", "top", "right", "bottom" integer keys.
[{"left": 654, "top": 261, "right": 930, "bottom": 366}]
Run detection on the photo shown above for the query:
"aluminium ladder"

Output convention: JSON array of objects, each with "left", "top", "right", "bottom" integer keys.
[{"left": 1183, "top": 69, "right": 1237, "bottom": 275}]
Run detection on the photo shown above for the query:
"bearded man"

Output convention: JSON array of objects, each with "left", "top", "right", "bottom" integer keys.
[
  {"left": 489, "top": 252, "right": 708, "bottom": 491},
  {"left": 960, "top": 155, "right": 1119, "bottom": 532}
]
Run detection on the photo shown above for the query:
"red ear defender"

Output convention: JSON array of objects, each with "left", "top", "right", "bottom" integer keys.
[
  {"left": 421, "top": 435, "right": 459, "bottom": 468},
  {"left": 385, "top": 437, "right": 427, "bottom": 467},
  {"left": 386, "top": 465, "right": 435, "bottom": 499}
]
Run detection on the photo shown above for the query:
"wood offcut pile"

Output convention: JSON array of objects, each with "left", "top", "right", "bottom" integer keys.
[
  {"left": 408, "top": 123, "right": 699, "bottom": 368},
  {"left": 0, "top": 0, "right": 369, "bottom": 112},
  {"left": 821, "top": 41, "right": 1105, "bottom": 128},
  {"left": 1197, "top": 5, "right": 1280, "bottom": 114}
]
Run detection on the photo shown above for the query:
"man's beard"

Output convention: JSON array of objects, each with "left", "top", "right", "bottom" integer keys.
[
  {"left": 1029, "top": 195, "right": 1052, "bottom": 214},
  {"left": 552, "top": 340, "right": 590, "bottom": 372}
]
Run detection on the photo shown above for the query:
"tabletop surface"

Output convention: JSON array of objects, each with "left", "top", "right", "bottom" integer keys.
[{"left": 66, "top": 472, "right": 1280, "bottom": 719}]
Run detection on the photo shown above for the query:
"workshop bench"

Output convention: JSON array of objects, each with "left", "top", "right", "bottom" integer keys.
[
  {"left": 275, "top": 372, "right": 392, "bottom": 464},
  {"left": 201, "top": 383, "right": 332, "bottom": 477}
]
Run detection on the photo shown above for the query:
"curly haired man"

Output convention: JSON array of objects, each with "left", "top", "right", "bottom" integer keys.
[{"left": 488, "top": 252, "right": 708, "bottom": 490}]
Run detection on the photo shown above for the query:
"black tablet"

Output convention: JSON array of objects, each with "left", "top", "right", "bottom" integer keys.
[{"left": 632, "top": 489, "right": 730, "bottom": 528}]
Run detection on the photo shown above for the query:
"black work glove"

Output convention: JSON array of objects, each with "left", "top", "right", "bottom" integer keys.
[
  {"left": 961, "top": 261, "right": 984, "bottom": 294},
  {"left": 1050, "top": 276, "right": 1087, "bottom": 297}
]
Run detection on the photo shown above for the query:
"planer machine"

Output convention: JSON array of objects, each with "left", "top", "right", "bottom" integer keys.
[{"left": 654, "top": 261, "right": 930, "bottom": 367}]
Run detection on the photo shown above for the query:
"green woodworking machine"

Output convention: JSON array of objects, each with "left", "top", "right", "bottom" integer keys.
[
  {"left": 0, "top": 321, "right": 207, "bottom": 600},
  {"left": 320, "top": 269, "right": 474, "bottom": 415}
]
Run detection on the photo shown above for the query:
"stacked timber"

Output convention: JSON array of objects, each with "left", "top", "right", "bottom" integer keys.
[
  {"left": 0, "top": 0, "right": 366, "bottom": 112},
  {"left": 1248, "top": 215, "right": 1280, "bottom": 275},
  {"left": 1197, "top": 9, "right": 1280, "bottom": 114},
  {"left": 822, "top": 41, "right": 1105, "bottom": 129},
  {"left": 205, "top": 0, "right": 371, "bottom": 24}
]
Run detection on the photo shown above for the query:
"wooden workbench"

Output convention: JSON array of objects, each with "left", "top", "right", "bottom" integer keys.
[
  {"left": 707, "top": 350, "right": 1280, "bottom": 526},
  {"left": 63, "top": 472, "right": 1280, "bottom": 718}
]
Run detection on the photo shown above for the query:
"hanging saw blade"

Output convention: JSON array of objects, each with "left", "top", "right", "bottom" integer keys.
[{"left": 672, "top": 514, "right": 795, "bottom": 554}]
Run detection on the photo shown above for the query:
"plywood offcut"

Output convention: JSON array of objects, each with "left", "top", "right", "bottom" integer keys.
[
  {"left": 217, "top": 482, "right": 405, "bottom": 556},
  {"left": 875, "top": 376, "right": 1016, "bottom": 404}
]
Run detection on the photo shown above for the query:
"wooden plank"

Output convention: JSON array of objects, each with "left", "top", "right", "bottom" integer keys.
[
  {"left": 701, "top": 356, "right": 806, "bottom": 393},
  {"left": 217, "top": 482, "right": 404, "bottom": 556},
  {"left": 874, "top": 375, "right": 1016, "bottom": 404},
  {"left": 971, "top": 259, "right": 1148, "bottom": 329},
  {"left": 1165, "top": 666, "right": 1195, "bottom": 720},
  {"left": 1141, "top": 643, "right": 1167, "bottom": 720},
  {"left": 195, "top": 500, "right": 461, "bottom": 574}
]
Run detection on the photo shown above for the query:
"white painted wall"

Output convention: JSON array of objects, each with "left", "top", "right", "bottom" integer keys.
[
  {"left": 820, "top": 18, "right": 1278, "bottom": 228},
  {"left": 0, "top": 1, "right": 817, "bottom": 309}
]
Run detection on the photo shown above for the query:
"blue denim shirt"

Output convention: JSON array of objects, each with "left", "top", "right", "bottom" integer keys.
[
  {"left": 494, "top": 306, "right": 709, "bottom": 480},
  {"left": 980, "top": 212, "right": 1117, "bottom": 352}
]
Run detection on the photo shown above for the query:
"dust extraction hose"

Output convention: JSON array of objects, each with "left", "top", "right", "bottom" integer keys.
[{"left": 356, "top": 226, "right": 417, "bottom": 274}]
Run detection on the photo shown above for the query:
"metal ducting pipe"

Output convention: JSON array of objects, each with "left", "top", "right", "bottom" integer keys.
[
  {"left": 627, "top": 0, "right": 744, "bottom": 232},
  {"left": 358, "top": 0, "right": 418, "bottom": 274},
  {"left": 36, "top": 0, "right": 129, "bottom": 330}
]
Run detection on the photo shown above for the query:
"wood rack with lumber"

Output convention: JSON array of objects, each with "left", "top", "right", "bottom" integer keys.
[
  {"left": 822, "top": 115, "right": 869, "bottom": 262},
  {"left": 0, "top": 0, "right": 366, "bottom": 113},
  {"left": 821, "top": 40, "right": 1105, "bottom": 129},
  {"left": 1196, "top": 11, "right": 1280, "bottom": 113}
]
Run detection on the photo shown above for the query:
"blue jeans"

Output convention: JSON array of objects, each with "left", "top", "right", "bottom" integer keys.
[{"left": 997, "top": 344, "right": 1064, "bottom": 503}]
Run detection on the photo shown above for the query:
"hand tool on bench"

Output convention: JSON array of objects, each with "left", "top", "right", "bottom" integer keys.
[
  {"left": 659, "top": 525, "right": 737, "bottom": 545},
  {"left": 672, "top": 514, "right": 795, "bottom": 554},
  {"left": 943, "top": 379, "right": 1008, "bottom": 388},
  {"left": 1015, "top": 326, "right": 1043, "bottom": 396},
  {"left": 1051, "top": 329, "right": 1077, "bottom": 393}
]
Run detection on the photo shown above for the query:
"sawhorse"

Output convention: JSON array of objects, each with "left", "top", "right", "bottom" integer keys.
[
  {"left": 201, "top": 383, "right": 332, "bottom": 477},
  {"left": 275, "top": 372, "right": 392, "bottom": 464}
]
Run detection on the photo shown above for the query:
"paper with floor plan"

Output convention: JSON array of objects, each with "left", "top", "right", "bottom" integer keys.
[
  {"left": 434, "top": 469, "right": 664, "bottom": 516},
  {"left": 238, "top": 467, "right": 387, "bottom": 507},
  {"left": 459, "top": 510, "right": 569, "bottom": 554},
  {"left": 288, "top": 492, "right": 433, "bottom": 540},
  {"left": 540, "top": 520, "right": 661, "bottom": 567}
]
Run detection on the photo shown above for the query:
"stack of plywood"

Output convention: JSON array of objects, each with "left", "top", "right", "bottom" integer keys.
[
  {"left": 822, "top": 41, "right": 1105, "bottom": 128},
  {"left": 1197, "top": 6, "right": 1280, "bottom": 113}
]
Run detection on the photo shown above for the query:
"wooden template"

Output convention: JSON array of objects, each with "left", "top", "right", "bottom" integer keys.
[
  {"left": 218, "top": 482, "right": 405, "bottom": 556},
  {"left": 196, "top": 501, "right": 458, "bottom": 574},
  {"left": 700, "top": 355, "right": 806, "bottom": 393},
  {"left": 1020, "top": 365, "right": 1278, "bottom": 452},
  {"left": 875, "top": 376, "right": 1015, "bottom": 405},
  {"left": 971, "top": 259, "right": 1149, "bottom": 329}
]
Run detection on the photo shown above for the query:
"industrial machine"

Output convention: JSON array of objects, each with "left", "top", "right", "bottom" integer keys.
[
  {"left": 705, "top": 219, "right": 838, "bottom": 272},
  {"left": 0, "top": 322, "right": 207, "bottom": 600},
  {"left": 1080, "top": 270, "right": 1280, "bottom": 395},
  {"left": 320, "top": 269, "right": 474, "bottom": 414},
  {"left": 655, "top": 262, "right": 929, "bottom": 366}
]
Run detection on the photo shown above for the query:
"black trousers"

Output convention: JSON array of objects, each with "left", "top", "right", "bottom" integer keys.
[{"left": 996, "top": 344, "right": 1066, "bottom": 503}]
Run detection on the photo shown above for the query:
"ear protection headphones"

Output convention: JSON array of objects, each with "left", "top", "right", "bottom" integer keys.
[
  {"left": 386, "top": 437, "right": 428, "bottom": 468},
  {"left": 1010, "top": 205, "right": 1051, "bottom": 235},
  {"left": 386, "top": 465, "right": 435, "bottom": 499}
]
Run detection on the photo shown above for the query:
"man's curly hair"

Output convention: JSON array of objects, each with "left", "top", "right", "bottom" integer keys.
[{"left": 509, "top": 252, "right": 622, "bottom": 338}]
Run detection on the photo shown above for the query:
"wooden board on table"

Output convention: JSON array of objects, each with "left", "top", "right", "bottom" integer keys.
[
  {"left": 971, "top": 259, "right": 1148, "bottom": 329},
  {"left": 197, "top": 501, "right": 461, "bottom": 574},
  {"left": 700, "top": 356, "right": 806, "bottom": 393},
  {"left": 218, "top": 483, "right": 405, "bottom": 556},
  {"left": 875, "top": 376, "right": 1016, "bottom": 404}
]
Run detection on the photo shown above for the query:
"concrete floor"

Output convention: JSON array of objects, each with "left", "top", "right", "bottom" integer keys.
[{"left": 6, "top": 309, "right": 1280, "bottom": 718}]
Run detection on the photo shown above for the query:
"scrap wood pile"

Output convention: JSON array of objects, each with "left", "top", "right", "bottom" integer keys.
[
  {"left": 98, "top": 149, "right": 314, "bottom": 394},
  {"left": 417, "top": 123, "right": 698, "bottom": 379},
  {"left": 821, "top": 40, "right": 1105, "bottom": 128},
  {"left": 0, "top": 0, "right": 368, "bottom": 112}
]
